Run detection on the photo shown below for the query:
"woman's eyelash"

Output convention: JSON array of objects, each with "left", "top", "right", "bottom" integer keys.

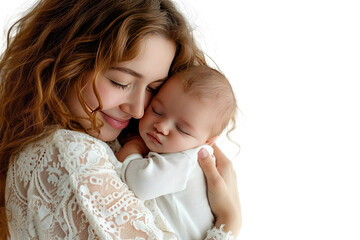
[
  {"left": 147, "top": 86, "right": 158, "bottom": 94},
  {"left": 110, "top": 79, "right": 157, "bottom": 93},
  {"left": 110, "top": 80, "right": 129, "bottom": 90}
]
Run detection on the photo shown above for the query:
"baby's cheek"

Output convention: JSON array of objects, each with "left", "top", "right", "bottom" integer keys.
[
  {"left": 138, "top": 117, "right": 146, "bottom": 133},
  {"left": 139, "top": 114, "right": 152, "bottom": 132}
]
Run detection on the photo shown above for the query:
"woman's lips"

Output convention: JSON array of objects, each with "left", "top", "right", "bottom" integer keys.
[
  {"left": 100, "top": 112, "right": 129, "bottom": 130},
  {"left": 146, "top": 133, "right": 161, "bottom": 144}
]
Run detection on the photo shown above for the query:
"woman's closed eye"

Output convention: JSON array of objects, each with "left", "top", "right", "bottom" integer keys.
[
  {"left": 109, "top": 79, "right": 131, "bottom": 90},
  {"left": 147, "top": 80, "right": 164, "bottom": 94},
  {"left": 147, "top": 86, "right": 158, "bottom": 94}
]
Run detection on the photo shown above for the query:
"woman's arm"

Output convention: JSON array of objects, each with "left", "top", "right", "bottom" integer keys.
[{"left": 198, "top": 145, "right": 242, "bottom": 238}]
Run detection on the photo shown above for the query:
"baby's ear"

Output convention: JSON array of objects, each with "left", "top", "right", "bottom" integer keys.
[{"left": 205, "top": 136, "right": 218, "bottom": 146}]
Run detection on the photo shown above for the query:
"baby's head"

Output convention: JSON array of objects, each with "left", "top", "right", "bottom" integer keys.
[{"left": 139, "top": 65, "right": 237, "bottom": 153}]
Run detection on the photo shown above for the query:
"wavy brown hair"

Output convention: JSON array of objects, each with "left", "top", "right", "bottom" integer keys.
[{"left": 0, "top": 0, "right": 206, "bottom": 236}]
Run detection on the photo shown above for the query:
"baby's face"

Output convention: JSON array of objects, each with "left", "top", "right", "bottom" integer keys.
[{"left": 139, "top": 76, "right": 216, "bottom": 153}]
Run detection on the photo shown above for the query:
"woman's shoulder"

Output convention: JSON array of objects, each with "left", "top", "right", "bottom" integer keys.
[
  {"left": 21, "top": 128, "right": 118, "bottom": 172},
  {"left": 51, "top": 128, "right": 118, "bottom": 168},
  {"left": 51, "top": 128, "right": 112, "bottom": 152},
  {"left": 52, "top": 128, "right": 103, "bottom": 144}
]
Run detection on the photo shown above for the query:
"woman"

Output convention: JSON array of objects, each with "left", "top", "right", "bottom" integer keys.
[{"left": 0, "top": 0, "right": 241, "bottom": 239}]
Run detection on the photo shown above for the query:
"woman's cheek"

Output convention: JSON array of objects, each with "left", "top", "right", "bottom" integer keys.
[
  {"left": 80, "top": 82, "right": 100, "bottom": 109},
  {"left": 94, "top": 82, "right": 118, "bottom": 108}
]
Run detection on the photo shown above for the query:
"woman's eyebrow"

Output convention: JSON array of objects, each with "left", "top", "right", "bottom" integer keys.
[
  {"left": 110, "top": 66, "right": 168, "bottom": 83},
  {"left": 110, "top": 66, "right": 143, "bottom": 78}
]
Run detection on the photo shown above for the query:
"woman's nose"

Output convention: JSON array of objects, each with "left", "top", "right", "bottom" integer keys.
[
  {"left": 154, "top": 119, "right": 171, "bottom": 135},
  {"left": 120, "top": 90, "right": 147, "bottom": 119}
]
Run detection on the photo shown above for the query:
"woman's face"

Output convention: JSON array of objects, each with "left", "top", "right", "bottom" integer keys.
[{"left": 66, "top": 34, "right": 176, "bottom": 141}]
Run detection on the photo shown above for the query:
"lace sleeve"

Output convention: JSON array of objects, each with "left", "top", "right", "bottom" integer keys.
[
  {"left": 205, "top": 224, "right": 234, "bottom": 240},
  {"left": 55, "top": 130, "right": 164, "bottom": 239}
]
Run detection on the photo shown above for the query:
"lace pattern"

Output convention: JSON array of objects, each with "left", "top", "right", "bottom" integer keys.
[
  {"left": 5, "top": 129, "right": 234, "bottom": 239},
  {"left": 205, "top": 224, "right": 234, "bottom": 240}
]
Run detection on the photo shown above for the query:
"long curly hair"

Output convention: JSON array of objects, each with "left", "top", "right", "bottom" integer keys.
[{"left": 0, "top": 0, "right": 206, "bottom": 236}]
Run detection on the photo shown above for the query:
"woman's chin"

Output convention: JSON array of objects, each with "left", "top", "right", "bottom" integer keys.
[{"left": 94, "top": 127, "right": 122, "bottom": 142}]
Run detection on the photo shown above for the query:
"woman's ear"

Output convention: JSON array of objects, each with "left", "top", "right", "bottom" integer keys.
[{"left": 206, "top": 136, "right": 218, "bottom": 146}]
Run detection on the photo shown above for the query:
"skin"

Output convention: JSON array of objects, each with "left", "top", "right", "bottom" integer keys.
[
  {"left": 65, "top": 34, "right": 176, "bottom": 141},
  {"left": 139, "top": 75, "right": 217, "bottom": 153}
]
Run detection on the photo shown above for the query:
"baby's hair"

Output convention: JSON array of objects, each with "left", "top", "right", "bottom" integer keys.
[{"left": 175, "top": 65, "right": 238, "bottom": 139}]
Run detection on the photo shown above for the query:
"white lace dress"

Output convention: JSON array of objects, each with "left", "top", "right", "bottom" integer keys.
[{"left": 5, "top": 129, "right": 233, "bottom": 239}]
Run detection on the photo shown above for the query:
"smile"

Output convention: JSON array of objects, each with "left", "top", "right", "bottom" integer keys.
[{"left": 100, "top": 112, "right": 129, "bottom": 130}]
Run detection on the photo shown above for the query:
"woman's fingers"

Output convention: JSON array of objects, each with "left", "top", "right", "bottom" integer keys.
[
  {"left": 213, "top": 145, "right": 240, "bottom": 199},
  {"left": 213, "top": 145, "right": 234, "bottom": 177},
  {"left": 198, "top": 146, "right": 242, "bottom": 237},
  {"left": 198, "top": 148, "right": 223, "bottom": 189}
]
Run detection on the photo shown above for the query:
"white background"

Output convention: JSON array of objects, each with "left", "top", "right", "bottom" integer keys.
[{"left": 1, "top": 0, "right": 360, "bottom": 239}]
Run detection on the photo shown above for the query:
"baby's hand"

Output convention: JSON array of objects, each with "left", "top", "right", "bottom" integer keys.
[
  {"left": 125, "top": 137, "right": 149, "bottom": 154},
  {"left": 116, "top": 136, "right": 149, "bottom": 162}
]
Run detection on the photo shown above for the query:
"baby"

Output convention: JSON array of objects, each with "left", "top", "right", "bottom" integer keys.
[{"left": 117, "top": 65, "right": 237, "bottom": 239}]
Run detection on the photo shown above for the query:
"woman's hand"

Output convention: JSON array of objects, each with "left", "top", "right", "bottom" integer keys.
[{"left": 198, "top": 145, "right": 242, "bottom": 237}]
